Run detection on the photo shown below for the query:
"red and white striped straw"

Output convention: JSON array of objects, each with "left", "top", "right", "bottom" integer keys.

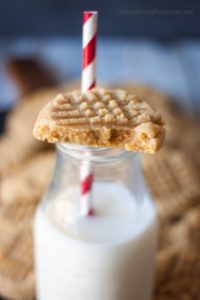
[
  {"left": 80, "top": 154, "right": 94, "bottom": 216},
  {"left": 80, "top": 11, "right": 98, "bottom": 216},
  {"left": 82, "top": 11, "right": 98, "bottom": 91}
]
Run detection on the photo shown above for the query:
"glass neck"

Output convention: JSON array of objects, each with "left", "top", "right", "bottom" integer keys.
[
  {"left": 47, "top": 143, "right": 145, "bottom": 204},
  {"left": 57, "top": 143, "right": 135, "bottom": 162}
]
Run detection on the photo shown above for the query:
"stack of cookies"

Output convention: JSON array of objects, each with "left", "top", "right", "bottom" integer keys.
[{"left": 0, "top": 81, "right": 200, "bottom": 299}]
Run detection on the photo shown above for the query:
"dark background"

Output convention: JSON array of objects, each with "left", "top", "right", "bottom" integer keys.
[{"left": 0, "top": 0, "right": 199, "bottom": 40}]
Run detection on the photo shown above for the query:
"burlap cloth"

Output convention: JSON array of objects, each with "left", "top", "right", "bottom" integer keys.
[{"left": 0, "top": 82, "right": 199, "bottom": 300}]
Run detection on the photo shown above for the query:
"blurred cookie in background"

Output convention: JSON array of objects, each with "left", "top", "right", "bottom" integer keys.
[
  {"left": 142, "top": 148, "right": 200, "bottom": 222},
  {"left": 6, "top": 57, "right": 57, "bottom": 96},
  {"left": 0, "top": 151, "right": 55, "bottom": 207},
  {"left": 0, "top": 81, "right": 80, "bottom": 176}
]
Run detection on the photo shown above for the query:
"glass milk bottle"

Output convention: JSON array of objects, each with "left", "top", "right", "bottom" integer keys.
[{"left": 34, "top": 144, "right": 158, "bottom": 300}]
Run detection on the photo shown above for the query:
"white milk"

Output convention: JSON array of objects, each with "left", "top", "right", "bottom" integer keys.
[{"left": 34, "top": 182, "right": 158, "bottom": 300}]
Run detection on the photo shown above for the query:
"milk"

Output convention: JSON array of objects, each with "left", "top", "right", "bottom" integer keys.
[{"left": 34, "top": 182, "right": 158, "bottom": 300}]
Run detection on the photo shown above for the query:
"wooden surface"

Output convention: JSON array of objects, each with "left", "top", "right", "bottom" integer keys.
[{"left": 0, "top": 39, "right": 200, "bottom": 117}]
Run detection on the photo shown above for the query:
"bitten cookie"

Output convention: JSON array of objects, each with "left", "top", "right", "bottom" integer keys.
[{"left": 33, "top": 88, "right": 165, "bottom": 153}]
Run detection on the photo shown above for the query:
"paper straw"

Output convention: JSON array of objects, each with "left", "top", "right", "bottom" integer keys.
[
  {"left": 80, "top": 154, "right": 94, "bottom": 216},
  {"left": 80, "top": 11, "right": 98, "bottom": 216},
  {"left": 82, "top": 11, "right": 97, "bottom": 91}
]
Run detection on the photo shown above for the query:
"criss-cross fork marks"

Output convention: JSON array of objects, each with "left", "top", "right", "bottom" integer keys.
[{"left": 49, "top": 88, "right": 160, "bottom": 127}]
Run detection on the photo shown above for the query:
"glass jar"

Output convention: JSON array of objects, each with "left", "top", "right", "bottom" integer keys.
[{"left": 34, "top": 144, "right": 158, "bottom": 300}]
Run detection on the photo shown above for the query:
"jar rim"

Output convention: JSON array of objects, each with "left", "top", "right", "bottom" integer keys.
[{"left": 57, "top": 143, "right": 136, "bottom": 162}]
